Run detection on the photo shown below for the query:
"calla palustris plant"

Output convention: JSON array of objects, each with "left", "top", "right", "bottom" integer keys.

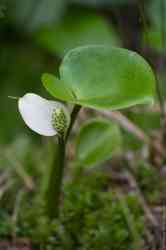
[{"left": 18, "top": 45, "right": 156, "bottom": 219}]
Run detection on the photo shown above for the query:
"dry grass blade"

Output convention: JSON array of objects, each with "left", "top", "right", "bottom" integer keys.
[
  {"left": 126, "top": 170, "right": 159, "bottom": 229},
  {"left": 11, "top": 189, "right": 25, "bottom": 239},
  {"left": 0, "top": 171, "right": 11, "bottom": 186},
  {"left": 4, "top": 149, "right": 35, "bottom": 191},
  {"left": 98, "top": 110, "right": 165, "bottom": 157},
  {"left": 0, "top": 180, "right": 14, "bottom": 200}
]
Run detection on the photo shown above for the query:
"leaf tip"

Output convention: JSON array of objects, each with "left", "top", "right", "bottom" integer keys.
[{"left": 41, "top": 73, "right": 50, "bottom": 86}]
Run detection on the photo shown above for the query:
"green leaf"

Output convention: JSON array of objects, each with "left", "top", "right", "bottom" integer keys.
[
  {"left": 42, "top": 73, "right": 75, "bottom": 101},
  {"left": 35, "top": 9, "right": 120, "bottom": 56},
  {"left": 43, "top": 45, "right": 156, "bottom": 110},
  {"left": 75, "top": 118, "right": 122, "bottom": 167}
]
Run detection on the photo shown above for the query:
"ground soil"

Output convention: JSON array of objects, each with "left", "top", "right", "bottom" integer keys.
[{"left": 0, "top": 239, "right": 32, "bottom": 250}]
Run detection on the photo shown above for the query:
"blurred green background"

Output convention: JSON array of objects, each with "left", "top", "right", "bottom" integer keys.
[{"left": 0, "top": 0, "right": 166, "bottom": 248}]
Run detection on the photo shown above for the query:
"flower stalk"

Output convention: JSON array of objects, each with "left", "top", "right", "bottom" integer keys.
[
  {"left": 45, "top": 136, "right": 65, "bottom": 219},
  {"left": 45, "top": 105, "right": 81, "bottom": 219}
]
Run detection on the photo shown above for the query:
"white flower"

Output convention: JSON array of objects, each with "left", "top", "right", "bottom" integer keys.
[{"left": 18, "top": 93, "right": 70, "bottom": 136}]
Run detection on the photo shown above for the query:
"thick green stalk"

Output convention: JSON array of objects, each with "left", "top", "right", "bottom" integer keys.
[
  {"left": 45, "top": 136, "right": 65, "bottom": 219},
  {"left": 45, "top": 105, "right": 81, "bottom": 219}
]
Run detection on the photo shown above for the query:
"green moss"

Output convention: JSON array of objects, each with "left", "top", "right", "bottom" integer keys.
[
  {"left": 12, "top": 170, "right": 145, "bottom": 250},
  {"left": 134, "top": 161, "right": 161, "bottom": 203},
  {"left": 0, "top": 210, "right": 13, "bottom": 238}
]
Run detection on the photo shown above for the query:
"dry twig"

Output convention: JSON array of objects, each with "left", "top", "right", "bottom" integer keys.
[{"left": 98, "top": 110, "right": 165, "bottom": 157}]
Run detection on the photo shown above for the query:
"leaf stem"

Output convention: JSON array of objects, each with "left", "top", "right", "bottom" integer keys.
[
  {"left": 137, "top": 0, "right": 149, "bottom": 45},
  {"left": 155, "top": 77, "right": 165, "bottom": 123},
  {"left": 158, "top": 0, "right": 166, "bottom": 124},
  {"left": 45, "top": 105, "right": 81, "bottom": 219},
  {"left": 160, "top": 0, "right": 166, "bottom": 49},
  {"left": 65, "top": 105, "right": 81, "bottom": 141},
  {"left": 138, "top": 0, "right": 166, "bottom": 124}
]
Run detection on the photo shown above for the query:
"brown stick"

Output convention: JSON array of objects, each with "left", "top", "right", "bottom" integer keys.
[{"left": 98, "top": 110, "right": 165, "bottom": 156}]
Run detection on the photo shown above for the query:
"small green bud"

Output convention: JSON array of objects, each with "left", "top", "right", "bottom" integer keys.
[{"left": 52, "top": 108, "right": 68, "bottom": 137}]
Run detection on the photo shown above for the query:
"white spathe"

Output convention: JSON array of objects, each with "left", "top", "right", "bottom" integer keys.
[{"left": 18, "top": 93, "right": 70, "bottom": 136}]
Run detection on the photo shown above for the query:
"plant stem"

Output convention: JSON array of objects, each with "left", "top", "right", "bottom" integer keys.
[
  {"left": 156, "top": 77, "right": 165, "bottom": 124},
  {"left": 138, "top": 0, "right": 166, "bottom": 124},
  {"left": 65, "top": 105, "right": 81, "bottom": 141},
  {"left": 160, "top": 0, "right": 166, "bottom": 49},
  {"left": 158, "top": 0, "right": 166, "bottom": 124},
  {"left": 137, "top": 0, "right": 149, "bottom": 45},
  {"left": 45, "top": 105, "right": 81, "bottom": 219},
  {"left": 46, "top": 136, "right": 65, "bottom": 219}
]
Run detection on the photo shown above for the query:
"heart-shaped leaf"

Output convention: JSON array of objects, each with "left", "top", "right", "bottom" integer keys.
[
  {"left": 42, "top": 45, "right": 155, "bottom": 110},
  {"left": 75, "top": 118, "right": 122, "bottom": 167}
]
